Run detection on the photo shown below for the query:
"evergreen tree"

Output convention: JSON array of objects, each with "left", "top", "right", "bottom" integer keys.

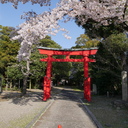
[{"left": 0, "top": 25, "right": 19, "bottom": 88}]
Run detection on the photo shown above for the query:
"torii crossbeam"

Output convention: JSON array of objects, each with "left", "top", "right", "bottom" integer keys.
[{"left": 38, "top": 47, "right": 98, "bottom": 101}]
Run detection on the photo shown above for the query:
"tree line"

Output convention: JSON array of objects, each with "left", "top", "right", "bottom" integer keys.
[
  {"left": 1, "top": 24, "right": 128, "bottom": 96},
  {"left": 71, "top": 33, "right": 128, "bottom": 95},
  {"left": 0, "top": 25, "right": 72, "bottom": 93}
]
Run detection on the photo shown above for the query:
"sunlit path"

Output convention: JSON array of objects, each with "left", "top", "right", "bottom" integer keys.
[{"left": 32, "top": 88, "right": 97, "bottom": 128}]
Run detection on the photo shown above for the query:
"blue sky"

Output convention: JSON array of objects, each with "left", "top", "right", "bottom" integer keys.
[{"left": 0, "top": 0, "right": 84, "bottom": 48}]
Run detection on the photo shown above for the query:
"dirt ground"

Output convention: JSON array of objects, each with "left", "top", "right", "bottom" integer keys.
[
  {"left": 86, "top": 95, "right": 128, "bottom": 128},
  {"left": 0, "top": 89, "right": 52, "bottom": 128}
]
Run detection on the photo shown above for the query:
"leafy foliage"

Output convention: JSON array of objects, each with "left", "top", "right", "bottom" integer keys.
[
  {"left": 70, "top": 34, "right": 99, "bottom": 87},
  {"left": 71, "top": 33, "right": 128, "bottom": 95},
  {"left": 5, "top": 35, "right": 72, "bottom": 90},
  {"left": 77, "top": 21, "right": 128, "bottom": 39},
  {"left": 91, "top": 33, "right": 128, "bottom": 94},
  {"left": 0, "top": 25, "right": 19, "bottom": 76},
  {"left": 74, "top": 34, "right": 99, "bottom": 48},
  {"left": 39, "top": 36, "right": 72, "bottom": 85}
]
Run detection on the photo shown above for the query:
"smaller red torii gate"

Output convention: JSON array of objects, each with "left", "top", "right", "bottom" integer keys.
[{"left": 38, "top": 47, "right": 98, "bottom": 102}]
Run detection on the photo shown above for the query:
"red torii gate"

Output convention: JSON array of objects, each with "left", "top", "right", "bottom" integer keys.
[{"left": 38, "top": 47, "right": 98, "bottom": 102}]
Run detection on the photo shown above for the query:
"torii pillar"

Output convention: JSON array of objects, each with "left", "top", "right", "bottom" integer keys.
[
  {"left": 43, "top": 55, "right": 52, "bottom": 101},
  {"left": 84, "top": 56, "right": 91, "bottom": 101}
]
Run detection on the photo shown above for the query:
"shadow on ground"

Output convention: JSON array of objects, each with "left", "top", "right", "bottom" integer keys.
[
  {"left": 0, "top": 89, "right": 43, "bottom": 105},
  {"left": 0, "top": 87, "right": 84, "bottom": 106}
]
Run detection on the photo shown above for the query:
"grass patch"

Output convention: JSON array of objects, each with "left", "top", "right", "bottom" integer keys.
[
  {"left": 2, "top": 106, "right": 45, "bottom": 128},
  {"left": 0, "top": 110, "right": 37, "bottom": 128},
  {"left": 86, "top": 95, "right": 128, "bottom": 128},
  {"left": 71, "top": 86, "right": 83, "bottom": 92}
]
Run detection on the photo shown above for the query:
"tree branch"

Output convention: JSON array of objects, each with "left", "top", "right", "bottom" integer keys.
[{"left": 123, "top": 0, "right": 128, "bottom": 19}]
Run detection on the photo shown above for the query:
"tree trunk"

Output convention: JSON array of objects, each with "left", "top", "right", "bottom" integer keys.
[
  {"left": 22, "top": 77, "right": 27, "bottom": 95},
  {"left": 0, "top": 77, "right": 2, "bottom": 93},
  {"left": 18, "top": 79, "right": 20, "bottom": 89},
  {"left": 21, "top": 49, "right": 31, "bottom": 95},
  {"left": 5, "top": 83, "right": 8, "bottom": 91},
  {"left": 5, "top": 78, "right": 9, "bottom": 91},
  {"left": 29, "top": 79, "right": 32, "bottom": 89},
  {"left": 9, "top": 80, "right": 12, "bottom": 89}
]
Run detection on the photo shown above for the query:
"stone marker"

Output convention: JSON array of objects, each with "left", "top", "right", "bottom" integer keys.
[
  {"left": 92, "top": 84, "right": 97, "bottom": 94},
  {"left": 121, "top": 71, "right": 128, "bottom": 101},
  {"left": 0, "top": 77, "right": 2, "bottom": 93}
]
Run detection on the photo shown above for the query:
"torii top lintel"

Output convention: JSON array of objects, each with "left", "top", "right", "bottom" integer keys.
[
  {"left": 38, "top": 47, "right": 98, "bottom": 62},
  {"left": 38, "top": 47, "right": 98, "bottom": 56}
]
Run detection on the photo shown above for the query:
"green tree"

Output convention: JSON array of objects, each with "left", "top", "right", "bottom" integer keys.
[
  {"left": 91, "top": 33, "right": 128, "bottom": 94},
  {"left": 6, "top": 65, "right": 23, "bottom": 89},
  {"left": 78, "top": 22, "right": 127, "bottom": 39},
  {"left": 39, "top": 36, "right": 61, "bottom": 48},
  {"left": 74, "top": 34, "right": 99, "bottom": 48},
  {"left": 39, "top": 36, "right": 72, "bottom": 86},
  {"left": 0, "top": 25, "right": 19, "bottom": 88},
  {"left": 70, "top": 34, "right": 99, "bottom": 88},
  {"left": 9, "top": 35, "right": 72, "bottom": 92},
  {"left": 15, "top": 35, "right": 61, "bottom": 93}
]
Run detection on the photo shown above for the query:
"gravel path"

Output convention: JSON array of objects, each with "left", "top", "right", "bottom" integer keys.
[
  {"left": 33, "top": 89, "right": 97, "bottom": 128},
  {"left": 0, "top": 90, "right": 53, "bottom": 128}
]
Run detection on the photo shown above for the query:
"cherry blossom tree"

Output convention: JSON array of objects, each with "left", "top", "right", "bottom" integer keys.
[
  {"left": 76, "top": 0, "right": 128, "bottom": 38},
  {"left": 1, "top": 0, "right": 127, "bottom": 60},
  {"left": 9, "top": 0, "right": 127, "bottom": 61},
  {"left": 0, "top": 0, "right": 51, "bottom": 8}
]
